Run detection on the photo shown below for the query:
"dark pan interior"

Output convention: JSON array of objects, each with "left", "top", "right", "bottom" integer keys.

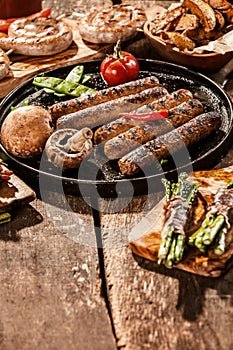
[{"left": 0, "top": 59, "right": 232, "bottom": 197}]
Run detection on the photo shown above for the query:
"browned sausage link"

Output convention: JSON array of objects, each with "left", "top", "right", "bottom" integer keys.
[
  {"left": 168, "top": 98, "right": 204, "bottom": 117},
  {"left": 151, "top": 88, "right": 193, "bottom": 110},
  {"left": 104, "top": 98, "right": 204, "bottom": 159},
  {"left": 93, "top": 87, "right": 169, "bottom": 144},
  {"left": 49, "top": 75, "right": 160, "bottom": 121},
  {"left": 56, "top": 86, "right": 168, "bottom": 130},
  {"left": 94, "top": 88, "right": 192, "bottom": 144},
  {"left": 94, "top": 116, "right": 135, "bottom": 144},
  {"left": 118, "top": 112, "right": 221, "bottom": 176}
]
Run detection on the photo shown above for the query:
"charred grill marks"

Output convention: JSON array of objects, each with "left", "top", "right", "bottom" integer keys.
[{"left": 118, "top": 112, "right": 221, "bottom": 176}]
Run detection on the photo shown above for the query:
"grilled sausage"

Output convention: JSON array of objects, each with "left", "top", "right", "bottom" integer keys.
[
  {"left": 0, "top": 17, "right": 73, "bottom": 56},
  {"left": 56, "top": 86, "right": 168, "bottom": 130},
  {"left": 118, "top": 112, "right": 221, "bottom": 176},
  {"left": 151, "top": 88, "right": 193, "bottom": 110},
  {"left": 49, "top": 76, "right": 160, "bottom": 121},
  {"left": 94, "top": 89, "right": 193, "bottom": 144},
  {"left": 78, "top": 4, "right": 147, "bottom": 44},
  {"left": 94, "top": 116, "right": 137, "bottom": 145},
  {"left": 104, "top": 98, "right": 204, "bottom": 159}
]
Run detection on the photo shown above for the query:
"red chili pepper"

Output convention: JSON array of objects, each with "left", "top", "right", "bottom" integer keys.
[
  {"left": 119, "top": 110, "right": 169, "bottom": 121},
  {"left": 27, "top": 8, "right": 51, "bottom": 19},
  {"left": 0, "top": 8, "right": 51, "bottom": 34},
  {"left": 0, "top": 21, "right": 11, "bottom": 33},
  {"left": 0, "top": 169, "right": 13, "bottom": 181}
]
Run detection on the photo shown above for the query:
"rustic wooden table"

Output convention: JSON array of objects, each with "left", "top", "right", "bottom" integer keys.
[{"left": 0, "top": 1, "right": 232, "bottom": 349}]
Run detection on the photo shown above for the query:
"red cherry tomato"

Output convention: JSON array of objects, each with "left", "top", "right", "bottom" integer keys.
[{"left": 100, "top": 40, "right": 139, "bottom": 86}]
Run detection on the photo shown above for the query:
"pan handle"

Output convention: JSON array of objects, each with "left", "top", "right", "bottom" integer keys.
[
  {"left": 210, "top": 60, "right": 233, "bottom": 89},
  {"left": 222, "top": 70, "right": 233, "bottom": 90}
]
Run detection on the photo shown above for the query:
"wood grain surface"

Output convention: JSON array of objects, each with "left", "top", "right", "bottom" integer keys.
[
  {"left": 0, "top": 194, "right": 116, "bottom": 350},
  {"left": 99, "top": 194, "right": 233, "bottom": 350}
]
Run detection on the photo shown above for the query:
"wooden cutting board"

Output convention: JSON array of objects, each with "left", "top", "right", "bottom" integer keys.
[
  {"left": 129, "top": 165, "right": 233, "bottom": 277},
  {"left": 0, "top": 18, "right": 114, "bottom": 99},
  {"left": 0, "top": 162, "right": 36, "bottom": 213}
]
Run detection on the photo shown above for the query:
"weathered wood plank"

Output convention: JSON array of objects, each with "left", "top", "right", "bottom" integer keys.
[
  {"left": 99, "top": 193, "right": 233, "bottom": 350},
  {"left": 0, "top": 196, "right": 116, "bottom": 350}
]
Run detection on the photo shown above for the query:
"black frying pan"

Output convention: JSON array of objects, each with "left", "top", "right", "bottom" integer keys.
[{"left": 0, "top": 59, "right": 232, "bottom": 198}]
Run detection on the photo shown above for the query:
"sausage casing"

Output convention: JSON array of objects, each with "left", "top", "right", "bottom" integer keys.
[
  {"left": 94, "top": 88, "right": 193, "bottom": 144},
  {"left": 49, "top": 75, "right": 160, "bottom": 121},
  {"left": 151, "top": 88, "right": 193, "bottom": 110},
  {"left": 118, "top": 112, "right": 221, "bottom": 176},
  {"left": 104, "top": 98, "right": 204, "bottom": 159},
  {"left": 79, "top": 4, "right": 147, "bottom": 44},
  {"left": 0, "top": 18, "right": 73, "bottom": 56},
  {"left": 56, "top": 86, "right": 168, "bottom": 130}
]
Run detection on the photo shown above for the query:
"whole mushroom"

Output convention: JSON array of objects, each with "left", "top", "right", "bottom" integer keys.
[
  {"left": 1, "top": 105, "right": 54, "bottom": 158},
  {"left": 45, "top": 127, "right": 93, "bottom": 169}
]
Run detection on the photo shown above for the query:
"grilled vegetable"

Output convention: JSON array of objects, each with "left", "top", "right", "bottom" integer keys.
[
  {"left": 33, "top": 65, "right": 95, "bottom": 97},
  {"left": 188, "top": 185, "right": 233, "bottom": 255},
  {"left": 158, "top": 173, "right": 199, "bottom": 268}
]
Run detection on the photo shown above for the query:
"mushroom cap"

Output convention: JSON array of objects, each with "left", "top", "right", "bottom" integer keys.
[
  {"left": 45, "top": 128, "right": 93, "bottom": 169},
  {"left": 1, "top": 105, "right": 54, "bottom": 158}
]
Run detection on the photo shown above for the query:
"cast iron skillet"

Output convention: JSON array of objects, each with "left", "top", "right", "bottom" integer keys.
[{"left": 0, "top": 59, "right": 232, "bottom": 198}]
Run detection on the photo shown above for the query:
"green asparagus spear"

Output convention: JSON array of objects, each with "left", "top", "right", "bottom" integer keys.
[
  {"left": 189, "top": 214, "right": 215, "bottom": 246},
  {"left": 161, "top": 178, "right": 172, "bottom": 201},
  {"left": 158, "top": 173, "right": 198, "bottom": 267},
  {"left": 202, "top": 214, "right": 225, "bottom": 245},
  {"left": 226, "top": 178, "right": 233, "bottom": 189},
  {"left": 165, "top": 236, "right": 177, "bottom": 269},
  {"left": 188, "top": 180, "right": 233, "bottom": 255},
  {"left": 174, "top": 234, "right": 185, "bottom": 263},
  {"left": 158, "top": 226, "right": 174, "bottom": 261},
  {"left": 214, "top": 225, "right": 228, "bottom": 255}
]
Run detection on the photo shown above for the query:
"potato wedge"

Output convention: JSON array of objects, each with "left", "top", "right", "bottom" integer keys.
[
  {"left": 214, "top": 9, "right": 225, "bottom": 28},
  {"left": 175, "top": 13, "right": 199, "bottom": 31},
  {"left": 163, "top": 31, "right": 196, "bottom": 50},
  {"left": 152, "top": 5, "right": 185, "bottom": 33},
  {"left": 224, "top": 7, "right": 233, "bottom": 23},
  {"left": 203, "top": 0, "right": 232, "bottom": 12},
  {"left": 182, "top": 0, "right": 216, "bottom": 31}
]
